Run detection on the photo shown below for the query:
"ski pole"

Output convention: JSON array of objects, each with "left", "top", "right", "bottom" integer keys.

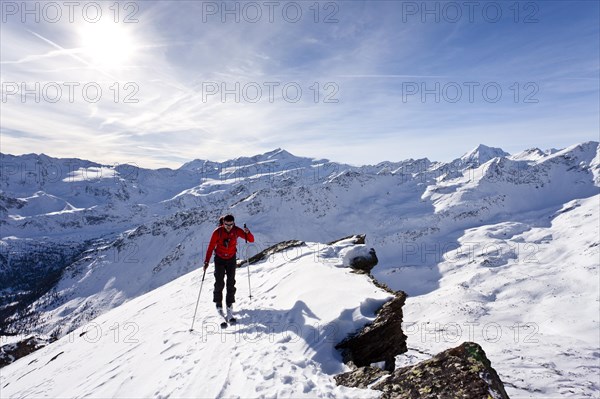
[
  {"left": 244, "top": 224, "right": 253, "bottom": 300},
  {"left": 190, "top": 267, "right": 207, "bottom": 331}
]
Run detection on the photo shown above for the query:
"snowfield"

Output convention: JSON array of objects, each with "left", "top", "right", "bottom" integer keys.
[
  {"left": 0, "top": 242, "right": 391, "bottom": 398},
  {"left": 402, "top": 194, "right": 600, "bottom": 398},
  {"left": 1, "top": 143, "right": 599, "bottom": 398}
]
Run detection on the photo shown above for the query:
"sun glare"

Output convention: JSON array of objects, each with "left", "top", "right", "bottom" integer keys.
[{"left": 78, "top": 21, "right": 137, "bottom": 69}]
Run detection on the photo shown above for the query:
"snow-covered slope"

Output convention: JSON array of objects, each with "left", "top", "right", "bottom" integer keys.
[
  {"left": 0, "top": 242, "right": 391, "bottom": 398},
  {"left": 1, "top": 142, "right": 599, "bottom": 397},
  {"left": 2, "top": 143, "right": 598, "bottom": 329},
  {"left": 460, "top": 144, "right": 510, "bottom": 166},
  {"left": 402, "top": 194, "right": 600, "bottom": 398}
]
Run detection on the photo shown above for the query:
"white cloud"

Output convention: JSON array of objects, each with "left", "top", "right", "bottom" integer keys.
[{"left": 1, "top": 1, "right": 598, "bottom": 168}]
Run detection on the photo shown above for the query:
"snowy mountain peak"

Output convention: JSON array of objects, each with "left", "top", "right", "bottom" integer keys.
[
  {"left": 262, "top": 148, "right": 295, "bottom": 159},
  {"left": 510, "top": 147, "right": 546, "bottom": 161},
  {"left": 548, "top": 140, "right": 599, "bottom": 161},
  {"left": 460, "top": 144, "right": 510, "bottom": 165},
  {"left": 178, "top": 148, "right": 317, "bottom": 177},
  {"left": 177, "top": 158, "right": 214, "bottom": 171},
  {"left": 232, "top": 148, "right": 315, "bottom": 166}
]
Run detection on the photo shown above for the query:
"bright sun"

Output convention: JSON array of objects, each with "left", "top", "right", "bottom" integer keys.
[{"left": 78, "top": 21, "right": 137, "bottom": 69}]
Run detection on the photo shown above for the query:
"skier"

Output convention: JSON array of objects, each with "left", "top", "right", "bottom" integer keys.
[{"left": 204, "top": 214, "right": 254, "bottom": 321}]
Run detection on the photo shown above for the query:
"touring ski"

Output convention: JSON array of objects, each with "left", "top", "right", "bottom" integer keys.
[
  {"left": 217, "top": 308, "right": 228, "bottom": 328},
  {"left": 227, "top": 307, "right": 237, "bottom": 324}
]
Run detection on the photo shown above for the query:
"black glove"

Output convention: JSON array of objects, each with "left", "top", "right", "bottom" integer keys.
[{"left": 203, "top": 261, "right": 209, "bottom": 270}]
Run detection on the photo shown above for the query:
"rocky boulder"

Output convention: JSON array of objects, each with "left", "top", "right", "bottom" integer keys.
[
  {"left": 335, "top": 291, "right": 407, "bottom": 371},
  {"left": 347, "top": 247, "right": 378, "bottom": 273},
  {"left": 337, "top": 342, "right": 510, "bottom": 399},
  {"left": 327, "top": 234, "right": 378, "bottom": 274}
]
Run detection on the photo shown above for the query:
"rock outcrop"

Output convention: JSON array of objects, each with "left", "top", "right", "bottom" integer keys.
[
  {"left": 348, "top": 247, "right": 378, "bottom": 273},
  {"left": 334, "top": 365, "right": 388, "bottom": 389},
  {"left": 336, "top": 292, "right": 407, "bottom": 372},
  {"left": 333, "top": 254, "right": 510, "bottom": 398},
  {"left": 328, "top": 234, "right": 366, "bottom": 245},
  {"left": 238, "top": 240, "right": 306, "bottom": 267},
  {"left": 336, "top": 342, "right": 510, "bottom": 399},
  {"left": 0, "top": 336, "right": 51, "bottom": 368},
  {"left": 328, "top": 234, "right": 379, "bottom": 274}
]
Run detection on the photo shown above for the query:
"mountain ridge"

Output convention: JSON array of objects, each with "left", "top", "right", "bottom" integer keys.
[{"left": 1, "top": 141, "right": 598, "bottom": 397}]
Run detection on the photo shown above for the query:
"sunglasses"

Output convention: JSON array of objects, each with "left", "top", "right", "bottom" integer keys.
[{"left": 224, "top": 222, "right": 234, "bottom": 227}]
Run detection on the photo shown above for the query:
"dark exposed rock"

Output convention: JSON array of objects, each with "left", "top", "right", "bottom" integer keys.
[
  {"left": 334, "top": 365, "right": 389, "bottom": 389},
  {"left": 327, "top": 234, "right": 377, "bottom": 273},
  {"left": 0, "top": 241, "right": 85, "bottom": 335},
  {"left": 336, "top": 292, "right": 407, "bottom": 372},
  {"left": 367, "top": 275, "right": 396, "bottom": 295},
  {"left": 0, "top": 336, "right": 51, "bottom": 368},
  {"left": 328, "top": 234, "right": 366, "bottom": 245},
  {"left": 0, "top": 193, "right": 26, "bottom": 210},
  {"left": 349, "top": 248, "right": 378, "bottom": 274},
  {"left": 47, "top": 351, "right": 65, "bottom": 363},
  {"left": 239, "top": 240, "right": 306, "bottom": 267},
  {"left": 372, "top": 342, "right": 510, "bottom": 399},
  {"left": 335, "top": 342, "right": 510, "bottom": 399}
]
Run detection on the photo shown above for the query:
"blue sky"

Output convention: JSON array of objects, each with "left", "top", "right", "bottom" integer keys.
[{"left": 1, "top": 0, "right": 598, "bottom": 168}]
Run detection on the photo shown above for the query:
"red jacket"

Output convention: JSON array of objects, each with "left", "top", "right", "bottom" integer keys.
[{"left": 205, "top": 225, "right": 255, "bottom": 264}]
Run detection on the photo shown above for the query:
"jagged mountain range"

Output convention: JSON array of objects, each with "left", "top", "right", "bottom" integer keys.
[
  {"left": 1, "top": 142, "right": 598, "bottom": 336},
  {"left": 1, "top": 142, "right": 599, "bottom": 397}
]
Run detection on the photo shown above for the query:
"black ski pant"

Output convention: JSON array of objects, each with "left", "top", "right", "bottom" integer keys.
[{"left": 213, "top": 255, "right": 236, "bottom": 307}]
